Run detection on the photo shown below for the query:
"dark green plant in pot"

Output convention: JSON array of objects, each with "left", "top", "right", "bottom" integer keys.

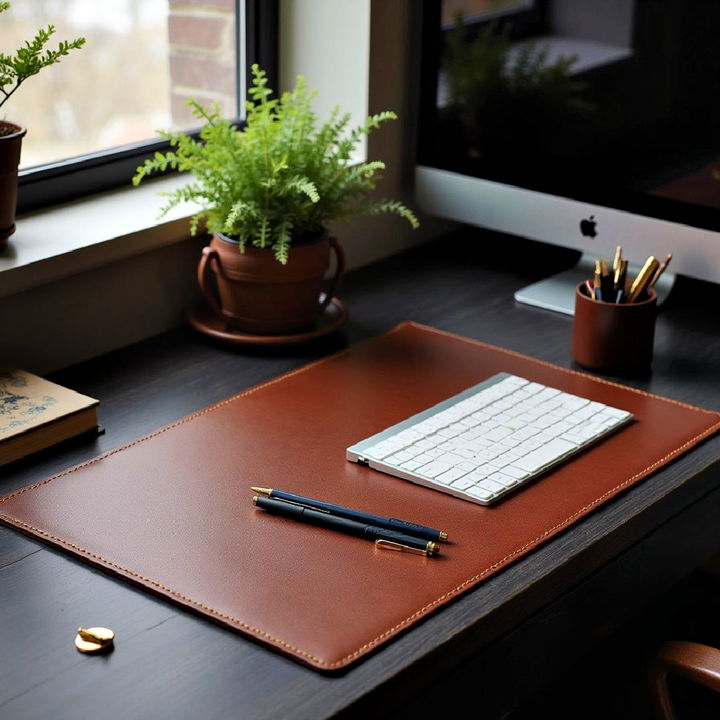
[{"left": 134, "top": 64, "right": 419, "bottom": 264}]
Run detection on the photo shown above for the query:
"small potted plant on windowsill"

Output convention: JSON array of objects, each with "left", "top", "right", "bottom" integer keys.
[
  {"left": 0, "top": 1, "right": 85, "bottom": 249},
  {"left": 133, "top": 64, "right": 419, "bottom": 337}
]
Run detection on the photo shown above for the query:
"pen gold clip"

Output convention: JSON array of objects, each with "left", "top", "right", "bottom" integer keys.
[{"left": 375, "top": 539, "right": 438, "bottom": 556}]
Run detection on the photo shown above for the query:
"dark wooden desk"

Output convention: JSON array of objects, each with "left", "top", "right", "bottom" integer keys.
[{"left": 2, "top": 231, "right": 719, "bottom": 719}]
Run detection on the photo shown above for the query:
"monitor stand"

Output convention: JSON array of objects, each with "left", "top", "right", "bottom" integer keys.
[{"left": 514, "top": 253, "right": 676, "bottom": 315}]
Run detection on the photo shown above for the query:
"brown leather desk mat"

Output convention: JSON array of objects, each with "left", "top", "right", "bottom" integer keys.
[{"left": 2, "top": 322, "right": 719, "bottom": 671}]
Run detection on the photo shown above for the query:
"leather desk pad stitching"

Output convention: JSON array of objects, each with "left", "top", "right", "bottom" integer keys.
[{"left": 2, "top": 322, "right": 719, "bottom": 670}]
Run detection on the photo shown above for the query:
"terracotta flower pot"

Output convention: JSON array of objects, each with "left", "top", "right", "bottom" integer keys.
[
  {"left": 0, "top": 121, "right": 26, "bottom": 250},
  {"left": 197, "top": 231, "right": 345, "bottom": 335}
]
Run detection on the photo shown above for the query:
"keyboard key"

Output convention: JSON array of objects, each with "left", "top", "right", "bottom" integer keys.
[
  {"left": 513, "top": 426, "right": 541, "bottom": 440},
  {"left": 529, "top": 415, "right": 557, "bottom": 430},
  {"left": 459, "top": 416, "right": 481, "bottom": 428},
  {"left": 401, "top": 458, "right": 425, "bottom": 471},
  {"left": 466, "top": 486, "right": 495, "bottom": 501},
  {"left": 416, "top": 459, "right": 455, "bottom": 478},
  {"left": 465, "top": 468, "right": 493, "bottom": 483},
  {"left": 524, "top": 382, "right": 545, "bottom": 395},
  {"left": 385, "top": 450, "right": 414, "bottom": 464},
  {"left": 513, "top": 439, "right": 577, "bottom": 473},
  {"left": 451, "top": 475, "right": 476, "bottom": 490},
  {"left": 364, "top": 443, "right": 399, "bottom": 459},
  {"left": 546, "top": 420, "right": 574, "bottom": 436},
  {"left": 435, "top": 467, "right": 468, "bottom": 484},
  {"left": 439, "top": 439, "right": 463, "bottom": 452},
  {"left": 435, "top": 451, "right": 465, "bottom": 466},
  {"left": 414, "top": 439, "right": 436, "bottom": 451},
  {"left": 412, "top": 452, "right": 435, "bottom": 464},
  {"left": 498, "top": 437, "right": 521, "bottom": 449},
  {"left": 494, "top": 451, "right": 522, "bottom": 467},
  {"left": 395, "top": 429, "right": 422, "bottom": 443},
  {"left": 523, "top": 437, "right": 545, "bottom": 451},
  {"left": 483, "top": 426, "right": 513, "bottom": 442},
  {"left": 604, "top": 407, "right": 632, "bottom": 420},
  {"left": 500, "top": 465, "right": 530, "bottom": 481},
  {"left": 489, "top": 472, "right": 518, "bottom": 488},
  {"left": 501, "top": 417, "right": 528, "bottom": 430},
  {"left": 537, "top": 387, "right": 561, "bottom": 400},
  {"left": 478, "top": 478, "right": 505, "bottom": 493}
]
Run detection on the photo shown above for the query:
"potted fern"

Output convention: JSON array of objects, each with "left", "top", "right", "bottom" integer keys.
[
  {"left": 0, "top": 2, "right": 85, "bottom": 248},
  {"left": 133, "top": 64, "right": 419, "bottom": 335}
]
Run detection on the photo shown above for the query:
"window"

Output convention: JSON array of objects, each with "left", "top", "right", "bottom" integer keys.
[{"left": 13, "top": 0, "right": 277, "bottom": 212}]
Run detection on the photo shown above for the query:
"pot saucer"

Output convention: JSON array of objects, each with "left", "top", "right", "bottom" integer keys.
[{"left": 186, "top": 297, "right": 347, "bottom": 346}]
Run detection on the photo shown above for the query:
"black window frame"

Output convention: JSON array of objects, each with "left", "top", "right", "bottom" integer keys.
[{"left": 17, "top": 0, "right": 278, "bottom": 214}]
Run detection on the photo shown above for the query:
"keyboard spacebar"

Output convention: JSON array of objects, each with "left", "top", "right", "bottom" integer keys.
[{"left": 513, "top": 439, "right": 577, "bottom": 474}]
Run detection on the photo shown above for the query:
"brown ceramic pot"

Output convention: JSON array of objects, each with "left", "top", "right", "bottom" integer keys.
[
  {"left": 0, "top": 121, "right": 26, "bottom": 250},
  {"left": 197, "top": 231, "right": 345, "bottom": 335}
]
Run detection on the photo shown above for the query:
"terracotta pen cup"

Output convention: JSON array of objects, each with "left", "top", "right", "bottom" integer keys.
[{"left": 572, "top": 281, "right": 657, "bottom": 375}]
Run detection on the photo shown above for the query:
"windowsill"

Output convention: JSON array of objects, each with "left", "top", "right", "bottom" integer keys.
[{"left": 0, "top": 174, "right": 196, "bottom": 300}]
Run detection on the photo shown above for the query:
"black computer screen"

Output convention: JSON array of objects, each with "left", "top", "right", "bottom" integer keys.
[{"left": 418, "top": 0, "right": 720, "bottom": 233}]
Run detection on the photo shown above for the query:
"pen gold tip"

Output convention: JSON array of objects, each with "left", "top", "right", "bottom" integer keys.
[
  {"left": 427, "top": 542, "right": 440, "bottom": 556},
  {"left": 252, "top": 495, "right": 259, "bottom": 505},
  {"left": 439, "top": 531, "right": 448, "bottom": 542},
  {"left": 251, "top": 487, "right": 272, "bottom": 496}
]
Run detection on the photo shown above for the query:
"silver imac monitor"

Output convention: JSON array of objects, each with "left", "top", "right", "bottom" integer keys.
[{"left": 415, "top": 0, "right": 720, "bottom": 314}]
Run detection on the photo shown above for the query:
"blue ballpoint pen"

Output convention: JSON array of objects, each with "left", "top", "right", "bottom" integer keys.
[
  {"left": 250, "top": 487, "right": 448, "bottom": 542},
  {"left": 253, "top": 496, "right": 440, "bottom": 555}
]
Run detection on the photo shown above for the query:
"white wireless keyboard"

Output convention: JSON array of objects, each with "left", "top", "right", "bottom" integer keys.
[{"left": 346, "top": 373, "right": 633, "bottom": 506}]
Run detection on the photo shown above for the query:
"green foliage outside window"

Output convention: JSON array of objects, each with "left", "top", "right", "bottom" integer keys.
[{"left": 0, "top": 2, "right": 85, "bottom": 119}]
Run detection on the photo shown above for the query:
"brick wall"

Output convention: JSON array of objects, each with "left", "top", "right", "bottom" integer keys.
[{"left": 168, "top": 0, "right": 237, "bottom": 126}]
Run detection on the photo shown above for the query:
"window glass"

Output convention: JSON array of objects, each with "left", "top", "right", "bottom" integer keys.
[{"left": 3, "top": 0, "right": 239, "bottom": 170}]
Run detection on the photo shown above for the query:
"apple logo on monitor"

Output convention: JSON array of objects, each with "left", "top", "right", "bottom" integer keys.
[{"left": 580, "top": 215, "right": 597, "bottom": 238}]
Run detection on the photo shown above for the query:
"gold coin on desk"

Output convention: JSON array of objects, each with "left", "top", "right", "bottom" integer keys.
[{"left": 74, "top": 626, "right": 115, "bottom": 654}]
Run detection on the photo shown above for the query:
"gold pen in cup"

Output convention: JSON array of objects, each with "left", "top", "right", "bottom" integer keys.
[
  {"left": 627, "top": 256, "right": 660, "bottom": 303},
  {"left": 593, "top": 259, "right": 603, "bottom": 301},
  {"left": 613, "top": 258, "right": 628, "bottom": 302},
  {"left": 599, "top": 259, "right": 614, "bottom": 300},
  {"left": 650, "top": 253, "right": 672, "bottom": 287}
]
